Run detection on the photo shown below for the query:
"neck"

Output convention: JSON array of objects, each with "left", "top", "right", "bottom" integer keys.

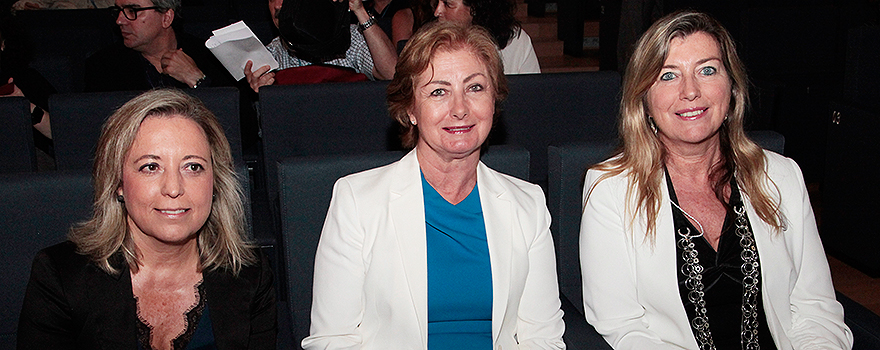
[
  {"left": 140, "top": 29, "right": 177, "bottom": 70},
  {"left": 416, "top": 146, "right": 480, "bottom": 205},
  {"left": 662, "top": 137, "right": 723, "bottom": 184}
]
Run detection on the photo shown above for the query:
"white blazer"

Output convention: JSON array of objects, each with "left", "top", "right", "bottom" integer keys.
[
  {"left": 302, "top": 149, "right": 565, "bottom": 349},
  {"left": 579, "top": 151, "right": 853, "bottom": 349}
]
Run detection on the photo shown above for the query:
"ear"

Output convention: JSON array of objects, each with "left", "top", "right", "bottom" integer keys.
[{"left": 162, "top": 8, "right": 175, "bottom": 28}]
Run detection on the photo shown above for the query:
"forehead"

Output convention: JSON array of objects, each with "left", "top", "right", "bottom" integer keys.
[
  {"left": 130, "top": 115, "right": 209, "bottom": 152},
  {"left": 418, "top": 49, "right": 487, "bottom": 81},
  {"left": 116, "top": 0, "right": 154, "bottom": 7},
  {"left": 667, "top": 32, "right": 722, "bottom": 59}
]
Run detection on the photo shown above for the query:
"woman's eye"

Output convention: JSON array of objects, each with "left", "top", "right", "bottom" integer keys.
[
  {"left": 138, "top": 163, "right": 159, "bottom": 172},
  {"left": 660, "top": 72, "right": 676, "bottom": 81},
  {"left": 430, "top": 88, "right": 446, "bottom": 96},
  {"left": 700, "top": 66, "right": 717, "bottom": 76},
  {"left": 468, "top": 84, "right": 484, "bottom": 92},
  {"left": 186, "top": 163, "right": 205, "bottom": 172}
]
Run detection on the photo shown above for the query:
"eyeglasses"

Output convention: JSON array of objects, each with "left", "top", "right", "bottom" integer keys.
[{"left": 109, "top": 5, "right": 162, "bottom": 21}]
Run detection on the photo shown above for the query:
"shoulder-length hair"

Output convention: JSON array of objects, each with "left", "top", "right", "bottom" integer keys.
[
  {"left": 387, "top": 21, "right": 508, "bottom": 148},
  {"left": 590, "top": 10, "right": 782, "bottom": 240},
  {"left": 69, "top": 89, "right": 255, "bottom": 275}
]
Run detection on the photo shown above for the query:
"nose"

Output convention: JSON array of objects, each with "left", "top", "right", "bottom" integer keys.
[
  {"left": 161, "top": 169, "right": 185, "bottom": 198},
  {"left": 434, "top": 3, "right": 443, "bottom": 17},
  {"left": 116, "top": 10, "right": 128, "bottom": 25},
  {"left": 680, "top": 74, "right": 700, "bottom": 101},
  {"left": 451, "top": 91, "right": 468, "bottom": 120}
]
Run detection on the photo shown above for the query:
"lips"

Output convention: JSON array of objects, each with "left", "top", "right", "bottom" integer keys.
[
  {"left": 675, "top": 108, "right": 708, "bottom": 120},
  {"left": 443, "top": 125, "right": 474, "bottom": 134},
  {"left": 156, "top": 208, "right": 189, "bottom": 215}
]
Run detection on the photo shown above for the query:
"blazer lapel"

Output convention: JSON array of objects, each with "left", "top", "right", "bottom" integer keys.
[
  {"left": 476, "top": 163, "right": 513, "bottom": 345},
  {"left": 388, "top": 150, "right": 429, "bottom": 345},
  {"left": 741, "top": 189, "right": 786, "bottom": 341}
]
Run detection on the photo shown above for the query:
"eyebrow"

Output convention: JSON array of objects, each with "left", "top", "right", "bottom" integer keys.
[
  {"left": 132, "top": 155, "right": 209, "bottom": 163},
  {"left": 662, "top": 57, "right": 722, "bottom": 69},
  {"left": 426, "top": 72, "right": 487, "bottom": 86}
]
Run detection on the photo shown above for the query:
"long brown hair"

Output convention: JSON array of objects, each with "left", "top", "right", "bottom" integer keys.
[{"left": 588, "top": 10, "right": 782, "bottom": 240}]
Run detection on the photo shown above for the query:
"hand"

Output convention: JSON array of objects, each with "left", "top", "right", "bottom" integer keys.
[
  {"left": 4, "top": 77, "right": 25, "bottom": 97},
  {"left": 160, "top": 48, "right": 205, "bottom": 88},
  {"left": 244, "top": 60, "right": 275, "bottom": 93},
  {"left": 332, "top": 0, "right": 366, "bottom": 17}
]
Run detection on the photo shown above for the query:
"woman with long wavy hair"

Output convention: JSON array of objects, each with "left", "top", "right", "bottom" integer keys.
[{"left": 579, "top": 11, "right": 851, "bottom": 349}]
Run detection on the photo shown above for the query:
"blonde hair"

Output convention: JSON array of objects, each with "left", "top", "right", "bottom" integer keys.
[
  {"left": 69, "top": 89, "right": 255, "bottom": 275},
  {"left": 590, "top": 11, "right": 782, "bottom": 240},
  {"left": 387, "top": 21, "right": 508, "bottom": 148}
]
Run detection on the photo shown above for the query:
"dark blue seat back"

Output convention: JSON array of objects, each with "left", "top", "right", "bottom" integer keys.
[
  {"left": 258, "top": 81, "right": 399, "bottom": 201},
  {"left": 0, "top": 97, "right": 36, "bottom": 174},
  {"left": 496, "top": 71, "right": 621, "bottom": 185},
  {"left": 0, "top": 170, "right": 93, "bottom": 349}
]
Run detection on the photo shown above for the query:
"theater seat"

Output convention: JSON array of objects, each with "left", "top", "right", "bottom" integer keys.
[
  {"left": 0, "top": 170, "right": 93, "bottom": 348},
  {"left": 0, "top": 97, "right": 36, "bottom": 174}
]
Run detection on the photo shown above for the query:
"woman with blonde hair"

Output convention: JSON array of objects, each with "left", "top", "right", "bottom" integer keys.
[
  {"left": 579, "top": 11, "right": 851, "bottom": 349},
  {"left": 18, "top": 89, "right": 276, "bottom": 350}
]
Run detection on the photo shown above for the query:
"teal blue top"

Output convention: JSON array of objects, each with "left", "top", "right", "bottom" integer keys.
[{"left": 423, "top": 173, "right": 493, "bottom": 349}]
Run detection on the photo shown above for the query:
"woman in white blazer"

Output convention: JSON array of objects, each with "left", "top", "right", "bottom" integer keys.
[
  {"left": 302, "top": 22, "right": 565, "bottom": 349},
  {"left": 579, "top": 11, "right": 852, "bottom": 349}
]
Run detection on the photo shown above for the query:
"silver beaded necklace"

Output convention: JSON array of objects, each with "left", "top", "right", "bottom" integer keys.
[{"left": 671, "top": 200, "right": 762, "bottom": 350}]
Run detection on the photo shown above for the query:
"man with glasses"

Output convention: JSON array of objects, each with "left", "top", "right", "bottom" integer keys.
[{"left": 84, "top": 0, "right": 232, "bottom": 91}]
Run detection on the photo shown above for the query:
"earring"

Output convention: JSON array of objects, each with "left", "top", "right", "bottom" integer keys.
[
  {"left": 116, "top": 194, "right": 125, "bottom": 203},
  {"left": 410, "top": 119, "right": 417, "bottom": 125},
  {"left": 648, "top": 117, "right": 658, "bottom": 134}
]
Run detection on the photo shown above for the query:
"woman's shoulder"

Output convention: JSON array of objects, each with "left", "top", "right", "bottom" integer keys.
[
  {"left": 34, "top": 241, "right": 89, "bottom": 269},
  {"left": 761, "top": 150, "right": 804, "bottom": 183}
]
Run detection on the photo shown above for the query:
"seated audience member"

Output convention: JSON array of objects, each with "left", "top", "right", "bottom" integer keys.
[
  {"left": 579, "top": 11, "right": 853, "bottom": 349},
  {"left": 17, "top": 89, "right": 276, "bottom": 349},
  {"left": 364, "top": 0, "right": 413, "bottom": 51},
  {"left": 84, "top": 0, "right": 233, "bottom": 92},
  {"left": 301, "top": 22, "right": 564, "bottom": 349},
  {"left": 11, "top": 0, "right": 112, "bottom": 10},
  {"left": 1, "top": 20, "right": 53, "bottom": 143},
  {"left": 431, "top": 0, "right": 539, "bottom": 74},
  {"left": 243, "top": 0, "right": 397, "bottom": 93}
]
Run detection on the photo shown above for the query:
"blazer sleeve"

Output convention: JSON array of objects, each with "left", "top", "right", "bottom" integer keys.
[
  {"left": 301, "top": 178, "right": 367, "bottom": 349},
  {"left": 515, "top": 185, "right": 566, "bottom": 349},
  {"left": 579, "top": 170, "right": 679, "bottom": 349},
  {"left": 776, "top": 157, "right": 853, "bottom": 348},
  {"left": 248, "top": 253, "right": 278, "bottom": 350},
  {"left": 17, "top": 249, "right": 78, "bottom": 350}
]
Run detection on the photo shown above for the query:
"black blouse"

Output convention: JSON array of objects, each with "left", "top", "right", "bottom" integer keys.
[{"left": 668, "top": 174, "right": 777, "bottom": 349}]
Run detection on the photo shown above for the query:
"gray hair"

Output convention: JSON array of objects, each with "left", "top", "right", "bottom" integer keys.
[{"left": 151, "top": 0, "right": 180, "bottom": 11}]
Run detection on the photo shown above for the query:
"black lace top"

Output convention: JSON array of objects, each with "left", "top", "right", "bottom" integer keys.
[
  {"left": 135, "top": 280, "right": 216, "bottom": 350},
  {"left": 668, "top": 174, "right": 777, "bottom": 349}
]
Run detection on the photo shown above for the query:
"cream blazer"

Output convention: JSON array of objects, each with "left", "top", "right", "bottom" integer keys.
[
  {"left": 302, "top": 149, "right": 565, "bottom": 349},
  {"left": 579, "top": 151, "right": 853, "bottom": 349}
]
